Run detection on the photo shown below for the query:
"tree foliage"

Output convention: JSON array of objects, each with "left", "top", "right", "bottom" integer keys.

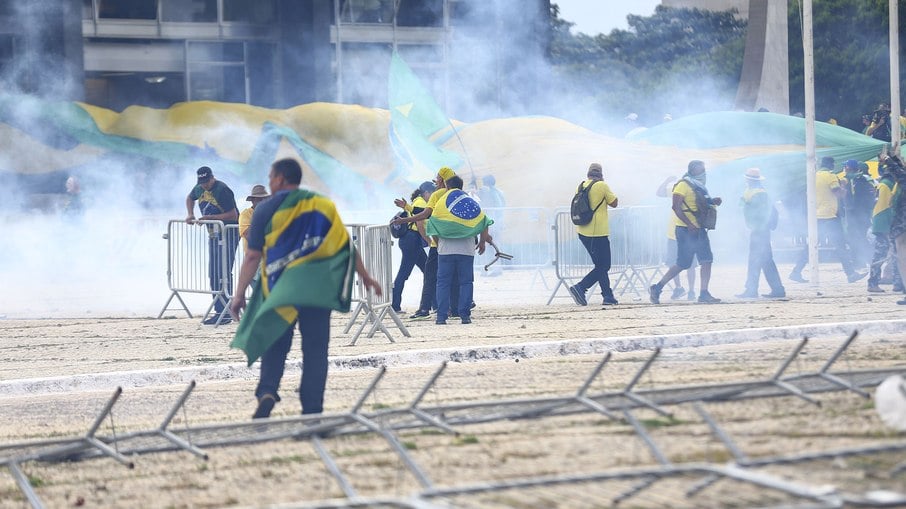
[{"left": 548, "top": 5, "right": 746, "bottom": 134}]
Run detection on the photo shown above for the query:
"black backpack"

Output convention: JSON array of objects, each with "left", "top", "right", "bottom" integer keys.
[
  {"left": 570, "top": 181, "right": 606, "bottom": 225},
  {"left": 389, "top": 211, "right": 408, "bottom": 238}
]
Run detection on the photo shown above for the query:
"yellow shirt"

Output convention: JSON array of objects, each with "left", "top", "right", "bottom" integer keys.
[
  {"left": 405, "top": 196, "right": 428, "bottom": 232},
  {"left": 238, "top": 206, "right": 255, "bottom": 250},
  {"left": 672, "top": 180, "right": 699, "bottom": 228},
  {"left": 575, "top": 179, "right": 617, "bottom": 237},
  {"left": 425, "top": 188, "right": 447, "bottom": 248},
  {"left": 815, "top": 170, "right": 841, "bottom": 219}
]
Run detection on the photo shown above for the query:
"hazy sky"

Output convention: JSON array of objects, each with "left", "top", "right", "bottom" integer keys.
[{"left": 555, "top": 0, "right": 662, "bottom": 36}]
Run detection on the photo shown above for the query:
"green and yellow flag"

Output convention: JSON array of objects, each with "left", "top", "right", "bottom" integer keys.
[
  {"left": 426, "top": 189, "right": 494, "bottom": 239},
  {"left": 231, "top": 189, "right": 354, "bottom": 366}
]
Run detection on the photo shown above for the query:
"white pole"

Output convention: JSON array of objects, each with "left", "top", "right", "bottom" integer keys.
[
  {"left": 803, "top": 0, "right": 819, "bottom": 285},
  {"left": 891, "top": 0, "right": 901, "bottom": 154}
]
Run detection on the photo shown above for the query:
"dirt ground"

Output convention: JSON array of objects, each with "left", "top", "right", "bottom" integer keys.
[{"left": 1, "top": 264, "right": 905, "bottom": 508}]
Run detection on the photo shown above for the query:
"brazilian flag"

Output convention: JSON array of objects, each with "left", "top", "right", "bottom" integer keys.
[
  {"left": 231, "top": 189, "right": 354, "bottom": 366},
  {"left": 426, "top": 189, "right": 494, "bottom": 239}
]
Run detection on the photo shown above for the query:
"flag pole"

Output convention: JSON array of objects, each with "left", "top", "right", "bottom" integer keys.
[
  {"left": 891, "top": 0, "right": 901, "bottom": 155},
  {"left": 802, "top": 0, "right": 819, "bottom": 285}
]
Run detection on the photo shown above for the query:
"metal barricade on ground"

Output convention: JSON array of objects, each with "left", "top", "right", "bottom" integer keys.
[
  {"left": 547, "top": 207, "right": 667, "bottom": 305},
  {"left": 343, "top": 224, "right": 409, "bottom": 345},
  {"left": 158, "top": 219, "right": 237, "bottom": 325},
  {"left": 473, "top": 206, "right": 552, "bottom": 288}
]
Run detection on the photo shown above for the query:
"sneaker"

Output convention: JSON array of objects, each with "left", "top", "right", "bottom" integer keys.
[
  {"left": 252, "top": 394, "right": 276, "bottom": 419},
  {"left": 847, "top": 271, "right": 868, "bottom": 283},
  {"left": 409, "top": 309, "right": 431, "bottom": 320},
  {"left": 568, "top": 285, "right": 588, "bottom": 306},
  {"left": 602, "top": 295, "right": 618, "bottom": 306},
  {"left": 203, "top": 315, "right": 232, "bottom": 325},
  {"left": 867, "top": 285, "right": 886, "bottom": 293},
  {"left": 435, "top": 319, "right": 447, "bottom": 325},
  {"left": 789, "top": 272, "right": 808, "bottom": 283},
  {"left": 687, "top": 291, "right": 696, "bottom": 301},
  {"left": 460, "top": 317, "right": 472, "bottom": 324},
  {"left": 898, "top": 299, "right": 906, "bottom": 305},
  {"left": 697, "top": 291, "right": 721, "bottom": 304},
  {"left": 734, "top": 291, "right": 758, "bottom": 299},
  {"left": 761, "top": 291, "right": 786, "bottom": 298},
  {"left": 648, "top": 284, "right": 662, "bottom": 304},
  {"left": 670, "top": 286, "right": 686, "bottom": 300}
]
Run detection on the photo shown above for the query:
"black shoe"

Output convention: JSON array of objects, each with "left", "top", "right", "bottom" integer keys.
[
  {"left": 461, "top": 317, "right": 472, "bottom": 324},
  {"left": 789, "top": 272, "right": 808, "bottom": 283},
  {"left": 898, "top": 299, "right": 906, "bottom": 305},
  {"left": 670, "top": 286, "right": 686, "bottom": 300},
  {"left": 847, "top": 271, "right": 868, "bottom": 283},
  {"left": 698, "top": 291, "right": 721, "bottom": 304},
  {"left": 734, "top": 291, "right": 758, "bottom": 299},
  {"left": 761, "top": 291, "right": 786, "bottom": 298},
  {"left": 602, "top": 295, "right": 618, "bottom": 306},
  {"left": 648, "top": 284, "right": 662, "bottom": 304},
  {"left": 470, "top": 301, "right": 476, "bottom": 309},
  {"left": 409, "top": 309, "right": 430, "bottom": 320},
  {"left": 203, "top": 315, "right": 232, "bottom": 325},
  {"left": 435, "top": 319, "right": 447, "bottom": 325},
  {"left": 568, "top": 285, "right": 588, "bottom": 306},
  {"left": 252, "top": 394, "right": 276, "bottom": 419}
]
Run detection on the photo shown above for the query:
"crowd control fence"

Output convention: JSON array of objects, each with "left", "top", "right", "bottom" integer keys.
[
  {"left": 548, "top": 206, "right": 669, "bottom": 305},
  {"left": 473, "top": 206, "right": 553, "bottom": 288},
  {"left": 343, "top": 224, "right": 409, "bottom": 345},
  {"left": 158, "top": 219, "right": 236, "bottom": 326}
]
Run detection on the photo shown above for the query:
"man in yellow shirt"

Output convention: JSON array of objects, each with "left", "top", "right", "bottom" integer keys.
[
  {"left": 649, "top": 160, "right": 723, "bottom": 304},
  {"left": 568, "top": 163, "right": 619, "bottom": 306},
  {"left": 789, "top": 157, "right": 866, "bottom": 283},
  {"left": 238, "top": 184, "right": 270, "bottom": 251}
]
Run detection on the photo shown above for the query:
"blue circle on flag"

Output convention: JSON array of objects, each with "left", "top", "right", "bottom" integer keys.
[{"left": 446, "top": 190, "right": 481, "bottom": 220}]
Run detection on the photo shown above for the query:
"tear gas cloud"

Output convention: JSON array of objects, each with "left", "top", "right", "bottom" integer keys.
[{"left": 1, "top": 1, "right": 772, "bottom": 317}]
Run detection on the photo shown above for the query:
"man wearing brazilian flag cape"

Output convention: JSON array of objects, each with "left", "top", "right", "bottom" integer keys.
[
  {"left": 230, "top": 158, "right": 381, "bottom": 419},
  {"left": 426, "top": 174, "right": 493, "bottom": 325}
]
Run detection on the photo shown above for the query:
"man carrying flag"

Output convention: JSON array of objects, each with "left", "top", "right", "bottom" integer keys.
[
  {"left": 230, "top": 158, "right": 381, "bottom": 419},
  {"left": 426, "top": 174, "right": 493, "bottom": 325}
]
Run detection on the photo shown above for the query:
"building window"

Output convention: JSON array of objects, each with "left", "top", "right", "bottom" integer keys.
[
  {"left": 223, "top": 0, "right": 275, "bottom": 23},
  {"left": 161, "top": 0, "right": 216, "bottom": 22},
  {"left": 98, "top": 0, "right": 158, "bottom": 20},
  {"left": 82, "top": 0, "right": 94, "bottom": 19}
]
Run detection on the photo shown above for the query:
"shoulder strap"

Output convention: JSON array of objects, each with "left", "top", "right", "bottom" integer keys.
[{"left": 584, "top": 180, "right": 607, "bottom": 211}]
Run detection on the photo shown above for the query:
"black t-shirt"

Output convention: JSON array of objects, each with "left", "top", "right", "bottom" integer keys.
[{"left": 190, "top": 180, "right": 238, "bottom": 224}]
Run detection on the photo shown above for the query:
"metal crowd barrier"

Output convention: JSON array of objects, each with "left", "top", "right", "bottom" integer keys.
[
  {"left": 473, "top": 207, "right": 553, "bottom": 288},
  {"left": 547, "top": 206, "right": 669, "bottom": 305},
  {"left": 343, "top": 224, "right": 409, "bottom": 345},
  {"left": 158, "top": 219, "right": 237, "bottom": 325}
]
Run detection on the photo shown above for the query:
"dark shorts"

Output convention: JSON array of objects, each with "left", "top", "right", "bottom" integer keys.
[
  {"left": 675, "top": 226, "right": 712, "bottom": 269},
  {"left": 666, "top": 238, "right": 698, "bottom": 268}
]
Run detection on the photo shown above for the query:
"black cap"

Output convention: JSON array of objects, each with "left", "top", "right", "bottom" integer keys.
[{"left": 197, "top": 166, "right": 213, "bottom": 183}]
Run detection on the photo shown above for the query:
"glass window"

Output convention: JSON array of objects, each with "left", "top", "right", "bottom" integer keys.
[
  {"left": 189, "top": 64, "right": 246, "bottom": 103},
  {"left": 223, "top": 0, "right": 275, "bottom": 23},
  {"left": 397, "top": 0, "right": 442, "bottom": 27},
  {"left": 98, "top": 0, "right": 158, "bottom": 20},
  {"left": 82, "top": 0, "right": 94, "bottom": 19},
  {"left": 161, "top": 0, "right": 216, "bottom": 22},
  {"left": 0, "top": 1, "right": 15, "bottom": 17}
]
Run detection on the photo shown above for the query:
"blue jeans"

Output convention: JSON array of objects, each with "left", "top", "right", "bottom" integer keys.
[
  {"left": 436, "top": 254, "right": 473, "bottom": 321},
  {"left": 576, "top": 234, "right": 613, "bottom": 298},
  {"left": 255, "top": 306, "right": 331, "bottom": 414},
  {"left": 209, "top": 227, "right": 238, "bottom": 313},
  {"left": 392, "top": 231, "right": 427, "bottom": 311},
  {"left": 418, "top": 247, "right": 438, "bottom": 312}
]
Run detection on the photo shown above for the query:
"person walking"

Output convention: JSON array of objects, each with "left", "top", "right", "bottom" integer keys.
[
  {"left": 427, "top": 175, "right": 493, "bottom": 325},
  {"left": 230, "top": 158, "right": 381, "bottom": 419},
  {"left": 868, "top": 163, "right": 900, "bottom": 292},
  {"left": 186, "top": 166, "right": 240, "bottom": 325},
  {"left": 841, "top": 159, "right": 877, "bottom": 269},
  {"left": 734, "top": 168, "right": 785, "bottom": 299},
  {"left": 649, "top": 160, "right": 723, "bottom": 304},
  {"left": 789, "top": 157, "right": 866, "bottom": 284},
  {"left": 390, "top": 181, "right": 434, "bottom": 312},
  {"left": 568, "top": 163, "right": 619, "bottom": 306}
]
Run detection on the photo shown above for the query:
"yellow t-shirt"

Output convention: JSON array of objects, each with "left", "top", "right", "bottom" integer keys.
[
  {"left": 238, "top": 206, "right": 254, "bottom": 250},
  {"left": 815, "top": 170, "right": 841, "bottom": 219},
  {"left": 575, "top": 179, "right": 617, "bottom": 237},
  {"left": 425, "top": 188, "right": 447, "bottom": 248},
  {"left": 405, "top": 195, "right": 428, "bottom": 232},
  {"left": 672, "top": 180, "right": 699, "bottom": 228}
]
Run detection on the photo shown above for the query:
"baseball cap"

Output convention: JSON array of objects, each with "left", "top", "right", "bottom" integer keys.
[
  {"left": 844, "top": 159, "right": 859, "bottom": 170},
  {"left": 438, "top": 167, "right": 456, "bottom": 181},
  {"left": 418, "top": 181, "right": 436, "bottom": 194},
  {"left": 197, "top": 166, "right": 213, "bottom": 183}
]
